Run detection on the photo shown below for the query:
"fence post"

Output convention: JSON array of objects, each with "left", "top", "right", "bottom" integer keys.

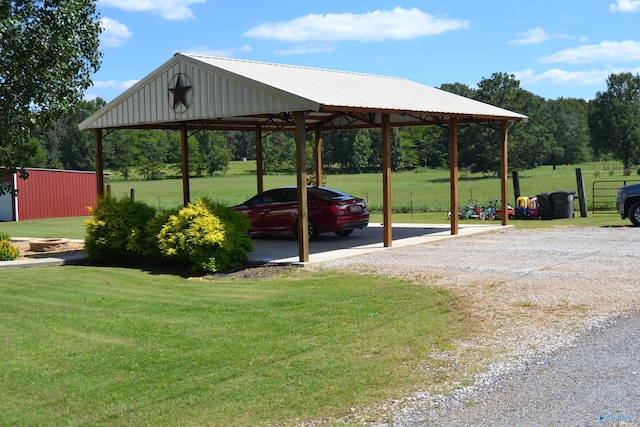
[
  {"left": 130, "top": 188, "right": 135, "bottom": 201},
  {"left": 575, "top": 168, "right": 588, "bottom": 217},
  {"left": 512, "top": 171, "right": 521, "bottom": 202}
]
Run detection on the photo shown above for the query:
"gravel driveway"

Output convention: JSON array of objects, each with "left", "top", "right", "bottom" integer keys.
[{"left": 312, "top": 225, "right": 640, "bottom": 426}]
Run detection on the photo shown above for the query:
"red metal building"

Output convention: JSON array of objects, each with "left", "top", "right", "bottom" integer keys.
[{"left": 0, "top": 168, "right": 98, "bottom": 221}]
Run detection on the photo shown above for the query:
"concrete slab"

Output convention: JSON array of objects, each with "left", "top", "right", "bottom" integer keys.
[
  {"left": 1, "top": 223, "right": 508, "bottom": 269},
  {"left": 248, "top": 223, "right": 510, "bottom": 265},
  {"left": 1, "top": 238, "right": 88, "bottom": 269}
]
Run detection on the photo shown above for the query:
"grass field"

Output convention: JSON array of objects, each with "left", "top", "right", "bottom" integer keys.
[
  {"left": 1, "top": 161, "right": 633, "bottom": 239},
  {"left": 0, "top": 266, "right": 472, "bottom": 426},
  {"left": 104, "top": 160, "right": 639, "bottom": 213}
]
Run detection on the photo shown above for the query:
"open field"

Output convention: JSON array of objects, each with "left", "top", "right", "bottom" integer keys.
[
  {"left": 0, "top": 162, "right": 633, "bottom": 239},
  {"left": 0, "top": 211, "right": 629, "bottom": 241},
  {"left": 0, "top": 266, "right": 471, "bottom": 426},
  {"left": 105, "top": 161, "right": 638, "bottom": 213}
]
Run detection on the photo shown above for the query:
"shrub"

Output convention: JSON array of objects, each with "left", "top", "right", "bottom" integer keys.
[
  {"left": 144, "top": 206, "right": 181, "bottom": 259},
  {"left": 0, "top": 231, "right": 10, "bottom": 241},
  {"left": 84, "top": 194, "right": 157, "bottom": 261},
  {"left": 200, "top": 198, "right": 253, "bottom": 270},
  {"left": 157, "top": 198, "right": 252, "bottom": 272},
  {"left": 0, "top": 238, "right": 20, "bottom": 261}
]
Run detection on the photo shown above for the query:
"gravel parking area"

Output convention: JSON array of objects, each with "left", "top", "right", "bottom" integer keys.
[{"left": 312, "top": 226, "right": 640, "bottom": 426}]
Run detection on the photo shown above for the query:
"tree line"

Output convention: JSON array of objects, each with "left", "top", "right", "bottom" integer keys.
[{"left": 21, "top": 72, "right": 640, "bottom": 179}]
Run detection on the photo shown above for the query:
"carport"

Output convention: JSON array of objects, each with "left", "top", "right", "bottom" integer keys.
[{"left": 79, "top": 53, "right": 527, "bottom": 262}]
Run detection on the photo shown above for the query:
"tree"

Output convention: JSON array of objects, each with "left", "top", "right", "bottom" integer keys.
[
  {"left": 451, "top": 73, "right": 553, "bottom": 172},
  {"left": 262, "top": 132, "right": 295, "bottom": 173},
  {"left": 350, "top": 130, "right": 373, "bottom": 172},
  {"left": 0, "top": 0, "right": 102, "bottom": 194},
  {"left": 39, "top": 98, "right": 105, "bottom": 170},
  {"left": 194, "top": 131, "right": 231, "bottom": 175},
  {"left": 547, "top": 98, "right": 590, "bottom": 166},
  {"left": 588, "top": 73, "right": 640, "bottom": 168},
  {"left": 135, "top": 130, "right": 169, "bottom": 180}
]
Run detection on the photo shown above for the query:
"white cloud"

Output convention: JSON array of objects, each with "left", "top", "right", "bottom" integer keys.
[
  {"left": 100, "top": 17, "right": 132, "bottom": 48},
  {"left": 514, "top": 66, "right": 640, "bottom": 87},
  {"left": 540, "top": 40, "right": 640, "bottom": 64},
  {"left": 243, "top": 7, "right": 468, "bottom": 42},
  {"left": 92, "top": 79, "right": 139, "bottom": 91},
  {"left": 610, "top": 0, "right": 640, "bottom": 12},
  {"left": 99, "top": 0, "right": 205, "bottom": 20},
  {"left": 508, "top": 28, "right": 578, "bottom": 45},
  {"left": 274, "top": 44, "right": 335, "bottom": 56},
  {"left": 183, "top": 45, "right": 252, "bottom": 57}
]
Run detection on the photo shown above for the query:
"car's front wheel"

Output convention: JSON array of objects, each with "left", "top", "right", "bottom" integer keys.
[{"left": 628, "top": 201, "right": 640, "bottom": 226}]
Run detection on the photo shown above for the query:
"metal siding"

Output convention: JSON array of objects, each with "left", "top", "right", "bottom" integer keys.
[{"left": 15, "top": 169, "right": 97, "bottom": 220}]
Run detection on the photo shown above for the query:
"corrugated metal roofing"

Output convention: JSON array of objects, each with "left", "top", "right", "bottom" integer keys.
[
  {"left": 188, "top": 54, "right": 521, "bottom": 117},
  {"left": 79, "top": 53, "right": 527, "bottom": 131}
]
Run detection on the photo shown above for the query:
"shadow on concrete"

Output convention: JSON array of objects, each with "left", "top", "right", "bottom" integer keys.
[{"left": 249, "top": 222, "right": 507, "bottom": 264}]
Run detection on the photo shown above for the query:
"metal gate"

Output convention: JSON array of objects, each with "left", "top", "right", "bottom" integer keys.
[{"left": 592, "top": 180, "right": 640, "bottom": 214}]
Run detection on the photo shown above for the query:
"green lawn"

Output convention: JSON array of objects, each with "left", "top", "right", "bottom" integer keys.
[
  {"left": 0, "top": 266, "right": 471, "bottom": 426},
  {"left": 0, "top": 162, "right": 633, "bottom": 425},
  {"left": 0, "top": 161, "right": 633, "bottom": 239},
  {"left": 106, "top": 161, "right": 638, "bottom": 213}
]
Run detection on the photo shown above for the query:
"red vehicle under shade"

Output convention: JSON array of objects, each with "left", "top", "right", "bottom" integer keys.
[{"left": 233, "top": 186, "right": 369, "bottom": 239}]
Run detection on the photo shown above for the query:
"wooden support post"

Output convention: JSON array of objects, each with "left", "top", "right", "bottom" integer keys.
[
  {"left": 180, "top": 124, "right": 190, "bottom": 207},
  {"left": 449, "top": 118, "right": 459, "bottom": 235},
  {"left": 382, "top": 114, "right": 392, "bottom": 247},
  {"left": 130, "top": 188, "right": 135, "bottom": 201},
  {"left": 295, "top": 111, "right": 309, "bottom": 262},
  {"left": 94, "top": 128, "right": 105, "bottom": 197},
  {"left": 315, "top": 128, "right": 322, "bottom": 187},
  {"left": 500, "top": 121, "right": 509, "bottom": 226},
  {"left": 255, "top": 127, "right": 264, "bottom": 195}
]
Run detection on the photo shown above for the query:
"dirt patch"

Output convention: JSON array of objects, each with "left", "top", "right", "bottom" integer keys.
[
  {"left": 201, "top": 262, "right": 295, "bottom": 281},
  {"left": 13, "top": 240, "right": 86, "bottom": 260}
]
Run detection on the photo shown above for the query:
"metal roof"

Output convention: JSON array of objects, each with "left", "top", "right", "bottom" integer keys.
[{"left": 79, "top": 53, "right": 527, "bottom": 132}]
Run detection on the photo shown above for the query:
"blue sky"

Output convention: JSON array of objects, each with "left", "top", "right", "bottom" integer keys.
[{"left": 88, "top": 0, "right": 640, "bottom": 103}]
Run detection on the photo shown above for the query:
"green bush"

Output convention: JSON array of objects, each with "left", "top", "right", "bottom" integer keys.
[
  {"left": 0, "top": 238, "right": 19, "bottom": 261},
  {"left": 144, "top": 206, "right": 181, "bottom": 259},
  {"left": 0, "top": 231, "right": 10, "bottom": 241},
  {"left": 84, "top": 194, "right": 157, "bottom": 261},
  {"left": 157, "top": 198, "right": 252, "bottom": 272},
  {"left": 201, "top": 198, "right": 253, "bottom": 270}
]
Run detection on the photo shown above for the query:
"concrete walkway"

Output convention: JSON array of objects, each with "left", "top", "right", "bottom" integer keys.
[
  {"left": 248, "top": 222, "right": 509, "bottom": 264},
  {"left": 1, "top": 223, "right": 508, "bottom": 268},
  {"left": 2, "top": 238, "right": 88, "bottom": 269}
]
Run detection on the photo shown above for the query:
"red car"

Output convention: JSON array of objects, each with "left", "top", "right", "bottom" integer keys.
[{"left": 233, "top": 186, "right": 369, "bottom": 239}]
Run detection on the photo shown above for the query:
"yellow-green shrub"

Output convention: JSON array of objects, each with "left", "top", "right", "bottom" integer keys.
[
  {"left": 0, "top": 239, "right": 20, "bottom": 261},
  {"left": 157, "top": 198, "right": 252, "bottom": 272}
]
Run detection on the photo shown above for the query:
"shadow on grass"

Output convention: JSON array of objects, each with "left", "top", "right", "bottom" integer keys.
[{"left": 83, "top": 255, "right": 274, "bottom": 279}]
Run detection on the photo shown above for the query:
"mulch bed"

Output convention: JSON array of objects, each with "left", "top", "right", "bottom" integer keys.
[{"left": 10, "top": 240, "right": 291, "bottom": 280}]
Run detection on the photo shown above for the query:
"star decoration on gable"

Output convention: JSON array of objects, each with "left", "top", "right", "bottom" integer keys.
[{"left": 168, "top": 73, "right": 193, "bottom": 113}]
